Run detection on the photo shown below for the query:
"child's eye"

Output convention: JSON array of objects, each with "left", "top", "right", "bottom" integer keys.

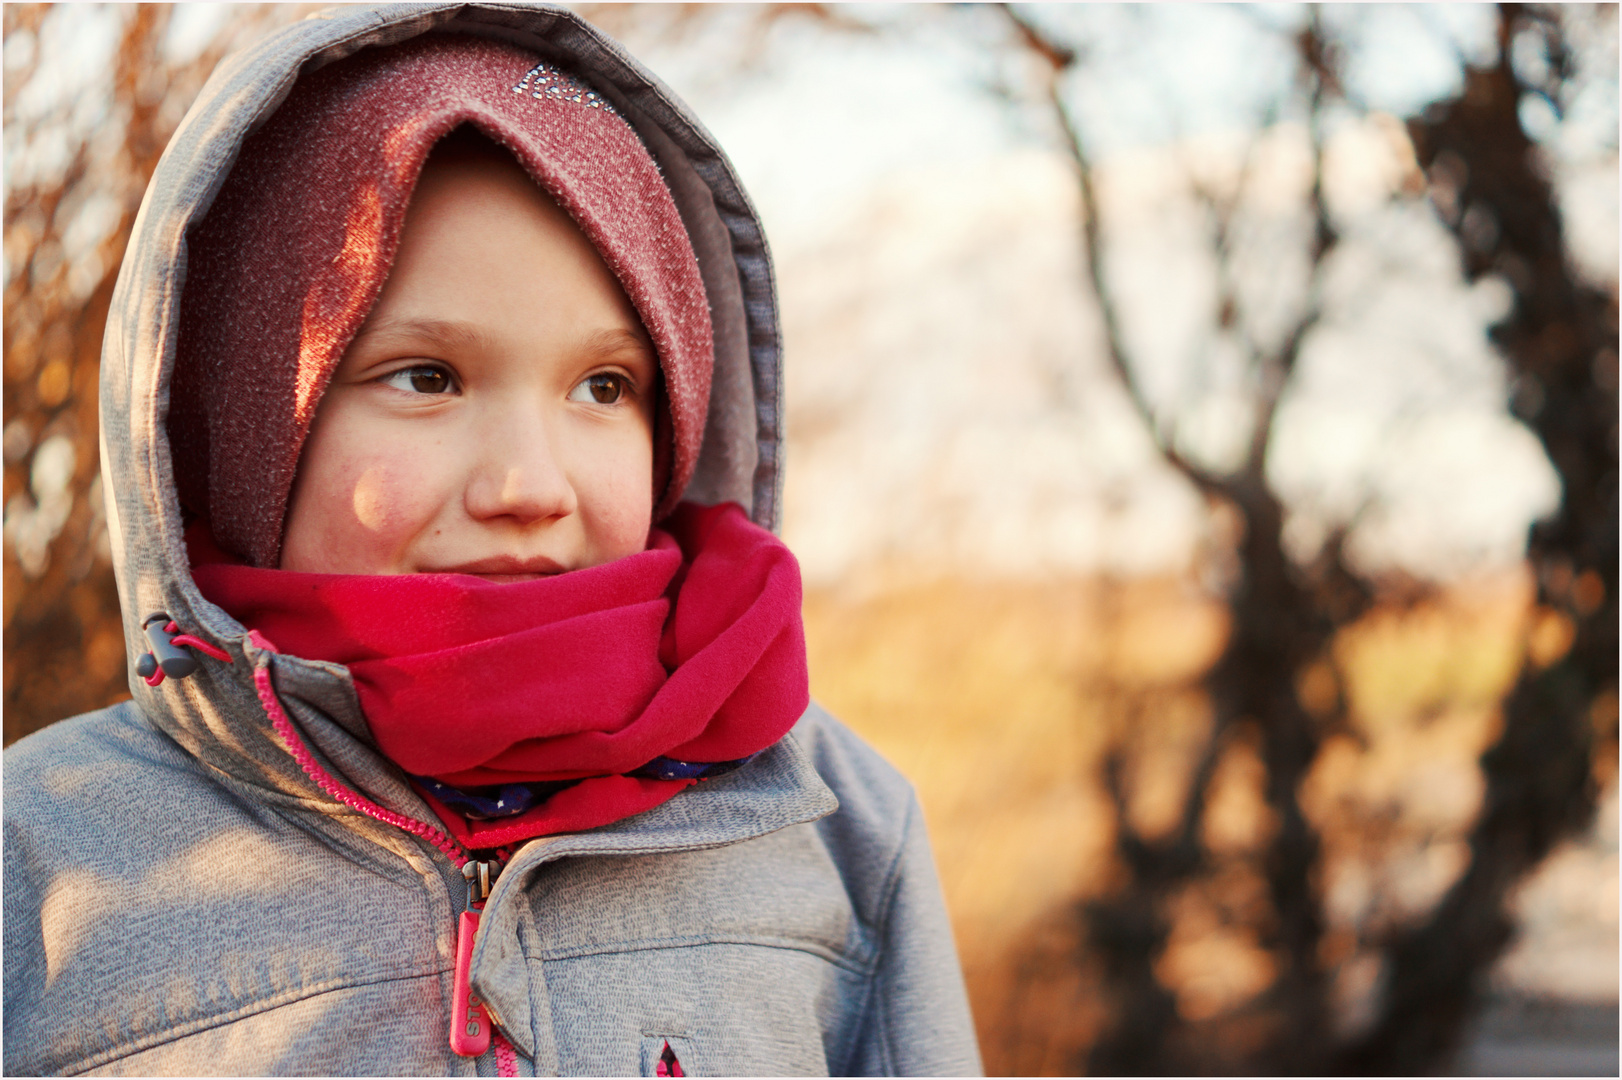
[
  {"left": 380, "top": 365, "right": 456, "bottom": 395},
  {"left": 569, "top": 373, "right": 628, "bottom": 405}
]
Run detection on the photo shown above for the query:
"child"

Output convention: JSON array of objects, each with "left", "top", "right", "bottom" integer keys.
[{"left": 3, "top": 8, "right": 981, "bottom": 1077}]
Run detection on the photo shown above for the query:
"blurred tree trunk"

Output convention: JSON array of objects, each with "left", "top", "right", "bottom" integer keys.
[
  {"left": 1002, "top": 2, "right": 1615, "bottom": 1074},
  {"left": 1342, "top": 5, "right": 1619, "bottom": 1071}
]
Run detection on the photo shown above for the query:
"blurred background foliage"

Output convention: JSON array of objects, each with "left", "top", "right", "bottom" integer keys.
[{"left": 4, "top": 3, "right": 1616, "bottom": 1075}]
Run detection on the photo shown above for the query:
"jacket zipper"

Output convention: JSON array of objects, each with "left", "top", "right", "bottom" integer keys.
[
  {"left": 244, "top": 630, "right": 519, "bottom": 1074},
  {"left": 451, "top": 860, "right": 500, "bottom": 1057}
]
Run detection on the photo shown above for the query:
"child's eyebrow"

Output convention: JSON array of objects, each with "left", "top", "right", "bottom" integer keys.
[
  {"left": 580, "top": 327, "right": 657, "bottom": 366},
  {"left": 349, "top": 316, "right": 499, "bottom": 355},
  {"left": 349, "top": 319, "right": 655, "bottom": 367}
]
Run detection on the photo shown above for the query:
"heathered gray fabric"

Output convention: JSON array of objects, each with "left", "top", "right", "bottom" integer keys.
[{"left": 4, "top": 4, "right": 981, "bottom": 1076}]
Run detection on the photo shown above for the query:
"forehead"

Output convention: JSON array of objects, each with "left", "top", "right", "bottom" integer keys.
[
  {"left": 337, "top": 144, "right": 654, "bottom": 386},
  {"left": 407, "top": 133, "right": 574, "bottom": 241}
]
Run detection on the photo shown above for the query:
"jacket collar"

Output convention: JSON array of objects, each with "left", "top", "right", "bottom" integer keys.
[{"left": 467, "top": 728, "right": 837, "bottom": 1061}]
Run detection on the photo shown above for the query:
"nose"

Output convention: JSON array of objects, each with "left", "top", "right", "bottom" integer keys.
[{"left": 463, "top": 404, "right": 578, "bottom": 524}]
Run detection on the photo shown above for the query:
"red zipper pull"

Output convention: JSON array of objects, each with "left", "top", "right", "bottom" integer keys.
[
  {"left": 451, "top": 860, "right": 498, "bottom": 1057},
  {"left": 450, "top": 907, "right": 490, "bottom": 1056}
]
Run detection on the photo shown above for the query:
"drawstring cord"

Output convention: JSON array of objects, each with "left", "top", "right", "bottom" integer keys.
[
  {"left": 134, "top": 616, "right": 466, "bottom": 864},
  {"left": 143, "top": 619, "right": 518, "bottom": 1074},
  {"left": 247, "top": 629, "right": 470, "bottom": 866},
  {"left": 249, "top": 630, "right": 520, "bottom": 1076}
]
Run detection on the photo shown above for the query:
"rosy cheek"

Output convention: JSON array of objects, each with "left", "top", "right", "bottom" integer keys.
[
  {"left": 334, "top": 457, "right": 432, "bottom": 552},
  {"left": 286, "top": 447, "right": 430, "bottom": 573},
  {"left": 350, "top": 464, "right": 402, "bottom": 533}
]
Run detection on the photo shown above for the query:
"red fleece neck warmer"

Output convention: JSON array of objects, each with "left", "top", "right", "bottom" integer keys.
[
  {"left": 171, "top": 34, "right": 714, "bottom": 567},
  {"left": 191, "top": 502, "right": 809, "bottom": 849}
]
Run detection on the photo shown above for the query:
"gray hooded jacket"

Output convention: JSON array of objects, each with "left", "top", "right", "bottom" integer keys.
[{"left": 2, "top": 6, "right": 982, "bottom": 1075}]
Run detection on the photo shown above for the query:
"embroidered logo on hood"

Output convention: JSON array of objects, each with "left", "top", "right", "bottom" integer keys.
[{"left": 513, "top": 61, "right": 619, "bottom": 113}]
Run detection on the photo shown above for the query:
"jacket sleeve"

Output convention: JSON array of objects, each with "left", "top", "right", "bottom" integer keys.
[{"left": 846, "top": 796, "right": 983, "bottom": 1077}]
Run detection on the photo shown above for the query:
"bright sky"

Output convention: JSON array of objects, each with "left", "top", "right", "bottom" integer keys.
[
  {"left": 628, "top": 5, "right": 1512, "bottom": 246},
  {"left": 621, "top": 5, "right": 1603, "bottom": 583}
]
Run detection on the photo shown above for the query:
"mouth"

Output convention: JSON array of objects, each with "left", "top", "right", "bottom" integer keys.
[{"left": 430, "top": 555, "right": 568, "bottom": 582}]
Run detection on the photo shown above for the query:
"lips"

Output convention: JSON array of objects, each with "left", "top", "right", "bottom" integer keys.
[{"left": 427, "top": 555, "right": 568, "bottom": 582}]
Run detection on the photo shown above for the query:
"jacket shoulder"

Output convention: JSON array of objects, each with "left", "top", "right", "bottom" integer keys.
[
  {"left": 791, "top": 701, "right": 916, "bottom": 820},
  {"left": 5, "top": 699, "right": 206, "bottom": 807},
  {"left": 789, "top": 703, "right": 921, "bottom": 927},
  {"left": 789, "top": 705, "right": 984, "bottom": 1075},
  {"left": 4, "top": 699, "right": 231, "bottom": 887}
]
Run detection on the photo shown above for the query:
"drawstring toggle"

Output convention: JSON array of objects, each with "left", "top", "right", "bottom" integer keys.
[{"left": 136, "top": 612, "right": 231, "bottom": 686}]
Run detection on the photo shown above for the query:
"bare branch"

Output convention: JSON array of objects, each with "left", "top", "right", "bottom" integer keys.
[
  {"left": 1242, "top": 10, "right": 1340, "bottom": 479},
  {"left": 1188, "top": 106, "right": 1276, "bottom": 384},
  {"left": 1000, "top": 4, "right": 1227, "bottom": 496}
]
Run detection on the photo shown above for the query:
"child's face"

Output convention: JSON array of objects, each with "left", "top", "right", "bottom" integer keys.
[{"left": 279, "top": 152, "right": 658, "bottom": 580}]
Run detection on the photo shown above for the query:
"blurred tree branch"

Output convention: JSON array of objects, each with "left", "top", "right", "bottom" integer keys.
[
  {"left": 1001, "top": 5, "right": 1366, "bottom": 1071},
  {"left": 997, "top": 2, "right": 1613, "bottom": 1073},
  {"left": 3, "top": 4, "right": 308, "bottom": 744}
]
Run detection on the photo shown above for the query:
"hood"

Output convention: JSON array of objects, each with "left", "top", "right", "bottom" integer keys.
[{"left": 98, "top": 3, "right": 785, "bottom": 810}]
